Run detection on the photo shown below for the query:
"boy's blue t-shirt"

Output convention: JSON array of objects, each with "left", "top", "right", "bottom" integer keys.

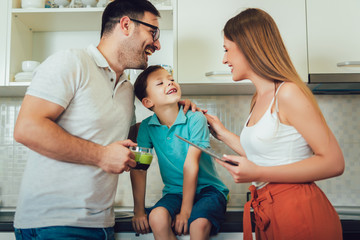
[{"left": 137, "top": 107, "right": 229, "bottom": 199}]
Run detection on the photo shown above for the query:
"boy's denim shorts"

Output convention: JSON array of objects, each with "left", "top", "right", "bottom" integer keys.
[
  {"left": 146, "top": 185, "right": 227, "bottom": 235},
  {"left": 14, "top": 226, "right": 115, "bottom": 240}
]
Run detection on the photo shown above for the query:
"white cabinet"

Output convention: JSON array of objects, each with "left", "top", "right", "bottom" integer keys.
[
  {"left": 0, "top": 232, "right": 15, "bottom": 240},
  {"left": 176, "top": 0, "right": 308, "bottom": 84},
  {"left": 0, "top": 0, "right": 9, "bottom": 86},
  {"left": 307, "top": 0, "right": 360, "bottom": 74},
  {"left": 116, "top": 232, "right": 250, "bottom": 240},
  {"left": 2, "top": 0, "right": 174, "bottom": 95}
]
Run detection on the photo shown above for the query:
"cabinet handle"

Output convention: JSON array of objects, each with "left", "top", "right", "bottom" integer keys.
[
  {"left": 205, "top": 71, "right": 231, "bottom": 76},
  {"left": 337, "top": 61, "right": 360, "bottom": 67}
]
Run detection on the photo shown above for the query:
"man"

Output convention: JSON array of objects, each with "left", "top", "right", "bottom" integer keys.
[{"left": 13, "top": 0, "right": 195, "bottom": 239}]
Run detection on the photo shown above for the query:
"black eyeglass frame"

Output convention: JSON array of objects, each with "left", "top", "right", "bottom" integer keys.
[{"left": 130, "top": 18, "right": 160, "bottom": 42}]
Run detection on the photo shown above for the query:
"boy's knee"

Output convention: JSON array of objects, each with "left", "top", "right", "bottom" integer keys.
[
  {"left": 190, "top": 218, "right": 212, "bottom": 232},
  {"left": 149, "top": 207, "right": 172, "bottom": 230}
]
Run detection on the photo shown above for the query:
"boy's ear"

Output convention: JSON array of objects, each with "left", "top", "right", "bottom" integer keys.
[{"left": 142, "top": 97, "right": 154, "bottom": 109}]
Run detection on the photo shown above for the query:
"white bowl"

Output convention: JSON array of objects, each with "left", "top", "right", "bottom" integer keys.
[
  {"left": 21, "top": 0, "right": 45, "bottom": 8},
  {"left": 81, "top": 0, "right": 97, "bottom": 8},
  {"left": 22, "top": 61, "right": 40, "bottom": 72},
  {"left": 54, "top": 0, "right": 70, "bottom": 8}
]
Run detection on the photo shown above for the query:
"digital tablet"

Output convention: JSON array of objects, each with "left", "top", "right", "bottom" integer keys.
[{"left": 175, "top": 134, "right": 238, "bottom": 166}]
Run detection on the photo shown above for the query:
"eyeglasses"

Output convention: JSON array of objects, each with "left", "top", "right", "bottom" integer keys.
[{"left": 130, "top": 18, "right": 160, "bottom": 42}]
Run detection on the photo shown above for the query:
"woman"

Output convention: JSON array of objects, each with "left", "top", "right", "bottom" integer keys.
[{"left": 205, "top": 8, "right": 344, "bottom": 240}]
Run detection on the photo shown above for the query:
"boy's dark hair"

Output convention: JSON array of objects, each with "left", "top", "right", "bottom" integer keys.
[
  {"left": 101, "top": 0, "right": 160, "bottom": 38},
  {"left": 134, "top": 65, "right": 163, "bottom": 102}
]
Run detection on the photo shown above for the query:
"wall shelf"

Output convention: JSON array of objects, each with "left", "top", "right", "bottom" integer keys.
[
  {"left": 2, "top": 5, "right": 174, "bottom": 93},
  {"left": 11, "top": 7, "right": 173, "bottom": 32}
]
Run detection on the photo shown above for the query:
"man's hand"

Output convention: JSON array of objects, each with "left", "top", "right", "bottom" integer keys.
[{"left": 99, "top": 139, "right": 137, "bottom": 173}]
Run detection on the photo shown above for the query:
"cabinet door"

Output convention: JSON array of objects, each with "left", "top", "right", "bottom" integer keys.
[
  {"left": 177, "top": 0, "right": 307, "bottom": 83},
  {"left": 0, "top": 233, "right": 16, "bottom": 240},
  {"left": 115, "top": 232, "right": 249, "bottom": 239},
  {"left": 0, "top": 0, "right": 9, "bottom": 86},
  {"left": 307, "top": 0, "right": 360, "bottom": 74}
]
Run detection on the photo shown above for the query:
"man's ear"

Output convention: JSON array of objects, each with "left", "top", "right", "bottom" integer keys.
[
  {"left": 142, "top": 97, "right": 154, "bottom": 109},
  {"left": 119, "top": 16, "right": 132, "bottom": 37}
]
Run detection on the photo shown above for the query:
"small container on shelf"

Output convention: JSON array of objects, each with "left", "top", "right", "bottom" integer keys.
[
  {"left": 96, "top": 0, "right": 108, "bottom": 8},
  {"left": 54, "top": 0, "right": 70, "bottom": 8},
  {"left": 22, "top": 60, "right": 40, "bottom": 72},
  {"left": 21, "top": 0, "right": 46, "bottom": 8},
  {"left": 69, "top": 0, "right": 83, "bottom": 8},
  {"left": 81, "top": 0, "right": 97, "bottom": 8},
  {"left": 150, "top": 0, "right": 172, "bottom": 7}
]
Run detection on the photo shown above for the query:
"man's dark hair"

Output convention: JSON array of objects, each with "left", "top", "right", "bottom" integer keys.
[
  {"left": 101, "top": 0, "right": 160, "bottom": 37},
  {"left": 134, "top": 65, "right": 163, "bottom": 102}
]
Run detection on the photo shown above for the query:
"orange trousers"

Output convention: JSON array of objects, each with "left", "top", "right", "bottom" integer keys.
[{"left": 243, "top": 183, "right": 342, "bottom": 240}]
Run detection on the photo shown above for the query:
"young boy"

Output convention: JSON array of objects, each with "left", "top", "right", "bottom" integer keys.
[{"left": 130, "top": 65, "right": 229, "bottom": 240}]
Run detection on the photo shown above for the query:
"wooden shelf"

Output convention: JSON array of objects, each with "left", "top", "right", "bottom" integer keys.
[
  {"left": 0, "top": 84, "right": 28, "bottom": 97},
  {"left": 11, "top": 7, "right": 173, "bottom": 32}
]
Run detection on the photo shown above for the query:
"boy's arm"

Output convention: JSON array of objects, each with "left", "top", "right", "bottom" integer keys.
[
  {"left": 130, "top": 169, "right": 150, "bottom": 234},
  {"left": 174, "top": 146, "right": 202, "bottom": 235},
  {"left": 128, "top": 123, "right": 141, "bottom": 143}
]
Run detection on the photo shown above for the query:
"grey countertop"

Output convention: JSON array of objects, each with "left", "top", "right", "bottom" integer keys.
[
  {"left": 1, "top": 210, "right": 360, "bottom": 239},
  {"left": 0, "top": 211, "right": 245, "bottom": 232},
  {"left": 0, "top": 211, "right": 245, "bottom": 233}
]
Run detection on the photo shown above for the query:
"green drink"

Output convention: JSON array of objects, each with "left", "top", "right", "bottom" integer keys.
[
  {"left": 130, "top": 147, "right": 153, "bottom": 170},
  {"left": 134, "top": 152, "right": 141, "bottom": 162}
]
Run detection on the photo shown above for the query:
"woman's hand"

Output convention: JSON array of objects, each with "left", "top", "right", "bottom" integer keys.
[
  {"left": 204, "top": 113, "right": 227, "bottom": 141},
  {"left": 216, "top": 154, "right": 260, "bottom": 183},
  {"left": 178, "top": 99, "right": 208, "bottom": 114}
]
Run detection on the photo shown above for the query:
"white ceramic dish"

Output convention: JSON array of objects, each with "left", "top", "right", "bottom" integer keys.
[
  {"left": 22, "top": 61, "right": 40, "bottom": 72},
  {"left": 21, "top": 0, "right": 45, "bottom": 8},
  {"left": 54, "top": 0, "right": 70, "bottom": 8},
  {"left": 81, "top": 0, "right": 97, "bottom": 8},
  {"left": 15, "top": 72, "right": 33, "bottom": 82}
]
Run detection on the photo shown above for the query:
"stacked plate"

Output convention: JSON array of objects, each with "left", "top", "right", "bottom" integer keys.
[{"left": 15, "top": 72, "right": 33, "bottom": 82}]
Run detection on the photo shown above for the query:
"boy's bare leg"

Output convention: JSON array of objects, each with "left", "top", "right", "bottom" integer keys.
[
  {"left": 149, "top": 207, "right": 177, "bottom": 240},
  {"left": 190, "top": 218, "right": 212, "bottom": 240}
]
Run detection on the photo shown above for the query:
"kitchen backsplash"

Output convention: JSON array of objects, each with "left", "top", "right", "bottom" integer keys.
[{"left": 1, "top": 95, "right": 359, "bottom": 208}]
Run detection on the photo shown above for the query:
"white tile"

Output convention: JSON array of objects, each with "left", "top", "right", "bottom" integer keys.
[{"left": 1, "top": 95, "right": 360, "bottom": 208}]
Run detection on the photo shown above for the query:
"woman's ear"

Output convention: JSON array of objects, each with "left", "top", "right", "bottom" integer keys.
[{"left": 142, "top": 97, "right": 154, "bottom": 109}]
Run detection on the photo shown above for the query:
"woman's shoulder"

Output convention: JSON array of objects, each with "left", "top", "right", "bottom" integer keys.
[
  {"left": 277, "top": 82, "right": 309, "bottom": 106},
  {"left": 276, "top": 82, "right": 316, "bottom": 124}
]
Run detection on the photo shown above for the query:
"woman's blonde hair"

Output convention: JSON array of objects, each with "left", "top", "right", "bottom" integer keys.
[{"left": 223, "top": 8, "right": 325, "bottom": 123}]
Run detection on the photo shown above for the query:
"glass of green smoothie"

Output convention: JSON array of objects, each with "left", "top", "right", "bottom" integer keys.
[{"left": 130, "top": 146, "right": 153, "bottom": 170}]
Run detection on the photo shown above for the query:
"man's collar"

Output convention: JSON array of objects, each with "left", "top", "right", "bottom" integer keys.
[
  {"left": 87, "top": 45, "right": 110, "bottom": 69},
  {"left": 88, "top": 45, "right": 128, "bottom": 85}
]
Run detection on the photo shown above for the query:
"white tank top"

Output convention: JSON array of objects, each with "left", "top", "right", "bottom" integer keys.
[{"left": 240, "top": 83, "right": 313, "bottom": 187}]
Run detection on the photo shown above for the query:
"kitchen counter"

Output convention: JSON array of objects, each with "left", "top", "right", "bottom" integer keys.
[
  {"left": 0, "top": 211, "right": 247, "bottom": 233},
  {"left": 1, "top": 211, "right": 360, "bottom": 239}
]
